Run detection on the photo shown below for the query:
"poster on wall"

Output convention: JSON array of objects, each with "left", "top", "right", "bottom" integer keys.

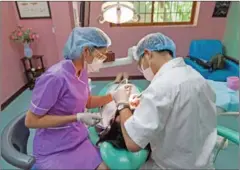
[
  {"left": 212, "top": 1, "right": 231, "bottom": 18},
  {"left": 16, "top": 1, "right": 51, "bottom": 19}
]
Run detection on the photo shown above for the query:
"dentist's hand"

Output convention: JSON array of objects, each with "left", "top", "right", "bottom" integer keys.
[
  {"left": 112, "top": 85, "right": 132, "bottom": 105},
  {"left": 76, "top": 112, "right": 102, "bottom": 126}
]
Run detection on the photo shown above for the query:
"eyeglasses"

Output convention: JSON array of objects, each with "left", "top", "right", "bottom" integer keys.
[{"left": 94, "top": 49, "right": 108, "bottom": 61}]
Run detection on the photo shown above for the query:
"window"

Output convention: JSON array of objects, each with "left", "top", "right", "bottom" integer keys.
[{"left": 110, "top": 1, "right": 197, "bottom": 26}]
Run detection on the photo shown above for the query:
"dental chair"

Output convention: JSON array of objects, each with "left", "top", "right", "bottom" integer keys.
[
  {"left": 2, "top": 112, "right": 239, "bottom": 170},
  {"left": 1, "top": 110, "right": 239, "bottom": 169},
  {"left": 184, "top": 39, "right": 239, "bottom": 82},
  {"left": 88, "top": 81, "right": 149, "bottom": 169},
  {"left": 1, "top": 113, "right": 35, "bottom": 170}
]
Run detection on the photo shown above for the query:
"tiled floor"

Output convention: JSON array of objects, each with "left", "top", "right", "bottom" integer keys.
[{"left": 0, "top": 80, "right": 239, "bottom": 169}]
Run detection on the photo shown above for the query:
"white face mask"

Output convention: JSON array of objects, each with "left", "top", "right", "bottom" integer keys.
[
  {"left": 142, "top": 67, "right": 154, "bottom": 81},
  {"left": 87, "top": 57, "right": 104, "bottom": 73},
  {"left": 141, "top": 54, "right": 155, "bottom": 81}
]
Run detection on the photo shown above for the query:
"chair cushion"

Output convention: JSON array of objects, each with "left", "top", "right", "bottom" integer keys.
[
  {"left": 100, "top": 142, "right": 148, "bottom": 170},
  {"left": 189, "top": 40, "right": 223, "bottom": 61},
  {"left": 208, "top": 69, "right": 239, "bottom": 82},
  {"left": 88, "top": 127, "right": 149, "bottom": 170},
  {"left": 184, "top": 58, "right": 210, "bottom": 78}
]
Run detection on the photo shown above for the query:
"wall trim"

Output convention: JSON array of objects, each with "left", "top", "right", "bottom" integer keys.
[{"left": 1, "top": 84, "right": 28, "bottom": 111}]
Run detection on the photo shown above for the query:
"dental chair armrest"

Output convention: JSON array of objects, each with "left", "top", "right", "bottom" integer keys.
[
  {"left": 1, "top": 114, "right": 35, "bottom": 170},
  {"left": 217, "top": 125, "right": 239, "bottom": 145},
  {"left": 224, "top": 60, "right": 239, "bottom": 73},
  {"left": 1, "top": 146, "right": 35, "bottom": 170},
  {"left": 224, "top": 55, "right": 239, "bottom": 65}
]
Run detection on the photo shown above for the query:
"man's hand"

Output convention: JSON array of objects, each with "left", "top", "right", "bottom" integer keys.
[
  {"left": 129, "top": 94, "right": 141, "bottom": 109},
  {"left": 112, "top": 84, "right": 132, "bottom": 105}
]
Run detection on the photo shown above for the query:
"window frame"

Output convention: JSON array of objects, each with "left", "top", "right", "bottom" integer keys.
[{"left": 110, "top": 1, "right": 197, "bottom": 27}]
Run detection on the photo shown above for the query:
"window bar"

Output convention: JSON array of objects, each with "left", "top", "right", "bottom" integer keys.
[
  {"left": 138, "top": 1, "right": 140, "bottom": 15},
  {"left": 151, "top": 1, "right": 154, "bottom": 23},
  {"left": 159, "top": 2, "right": 162, "bottom": 22},
  {"left": 179, "top": 2, "right": 182, "bottom": 22},
  {"left": 176, "top": 2, "right": 179, "bottom": 21},
  {"left": 156, "top": 2, "right": 159, "bottom": 22},
  {"left": 170, "top": 1, "right": 173, "bottom": 22},
  {"left": 163, "top": 2, "right": 167, "bottom": 22},
  {"left": 175, "top": 2, "right": 177, "bottom": 22},
  {"left": 190, "top": 2, "right": 196, "bottom": 24},
  {"left": 144, "top": 2, "right": 147, "bottom": 22}
]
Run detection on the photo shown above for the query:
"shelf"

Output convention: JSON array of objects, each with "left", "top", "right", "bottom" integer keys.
[
  {"left": 25, "top": 68, "right": 45, "bottom": 78},
  {"left": 21, "top": 55, "right": 43, "bottom": 61},
  {"left": 26, "top": 67, "right": 45, "bottom": 73},
  {"left": 21, "top": 55, "right": 45, "bottom": 90}
]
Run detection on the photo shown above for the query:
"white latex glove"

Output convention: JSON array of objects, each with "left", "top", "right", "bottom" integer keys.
[
  {"left": 76, "top": 112, "right": 102, "bottom": 126},
  {"left": 112, "top": 84, "right": 132, "bottom": 105}
]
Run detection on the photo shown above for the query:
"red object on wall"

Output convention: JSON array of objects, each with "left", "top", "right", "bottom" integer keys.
[{"left": 104, "top": 51, "right": 115, "bottom": 62}]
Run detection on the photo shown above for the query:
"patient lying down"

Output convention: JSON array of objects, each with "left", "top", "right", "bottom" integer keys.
[{"left": 95, "top": 72, "right": 151, "bottom": 158}]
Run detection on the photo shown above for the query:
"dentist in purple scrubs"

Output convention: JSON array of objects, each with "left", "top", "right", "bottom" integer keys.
[{"left": 25, "top": 27, "right": 113, "bottom": 169}]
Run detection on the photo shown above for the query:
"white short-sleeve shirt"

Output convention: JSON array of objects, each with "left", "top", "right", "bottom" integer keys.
[{"left": 125, "top": 57, "right": 217, "bottom": 169}]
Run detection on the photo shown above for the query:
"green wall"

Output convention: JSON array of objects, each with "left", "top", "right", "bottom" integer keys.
[{"left": 223, "top": 2, "right": 240, "bottom": 59}]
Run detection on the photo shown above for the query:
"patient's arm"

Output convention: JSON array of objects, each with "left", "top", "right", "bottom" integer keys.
[
  {"left": 113, "top": 72, "right": 123, "bottom": 83},
  {"left": 86, "top": 94, "right": 113, "bottom": 109},
  {"left": 123, "top": 72, "right": 129, "bottom": 80}
]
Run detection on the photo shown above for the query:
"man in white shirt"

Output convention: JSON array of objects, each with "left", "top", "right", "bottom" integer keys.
[{"left": 112, "top": 33, "right": 217, "bottom": 169}]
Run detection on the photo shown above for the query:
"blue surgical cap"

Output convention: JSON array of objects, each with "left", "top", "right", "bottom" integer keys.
[
  {"left": 133, "top": 33, "right": 176, "bottom": 61},
  {"left": 63, "top": 27, "right": 111, "bottom": 60}
]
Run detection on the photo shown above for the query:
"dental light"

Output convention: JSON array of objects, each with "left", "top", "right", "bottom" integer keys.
[
  {"left": 97, "top": 1, "right": 140, "bottom": 24},
  {"left": 102, "top": 46, "right": 137, "bottom": 68}
]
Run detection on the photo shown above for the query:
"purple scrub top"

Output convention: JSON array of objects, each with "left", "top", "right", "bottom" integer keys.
[{"left": 29, "top": 60, "right": 102, "bottom": 169}]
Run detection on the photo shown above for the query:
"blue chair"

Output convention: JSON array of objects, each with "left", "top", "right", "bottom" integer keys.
[{"left": 184, "top": 39, "right": 239, "bottom": 82}]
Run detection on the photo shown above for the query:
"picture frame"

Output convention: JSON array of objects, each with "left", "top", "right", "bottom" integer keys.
[
  {"left": 16, "top": 1, "right": 51, "bottom": 19},
  {"left": 212, "top": 1, "right": 231, "bottom": 18}
]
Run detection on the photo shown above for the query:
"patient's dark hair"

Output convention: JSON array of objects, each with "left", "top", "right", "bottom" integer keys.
[
  {"left": 96, "top": 110, "right": 128, "bottom": 149},
  {"left": 96, "top": 110, "right": 152, "bottom": 161}
]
